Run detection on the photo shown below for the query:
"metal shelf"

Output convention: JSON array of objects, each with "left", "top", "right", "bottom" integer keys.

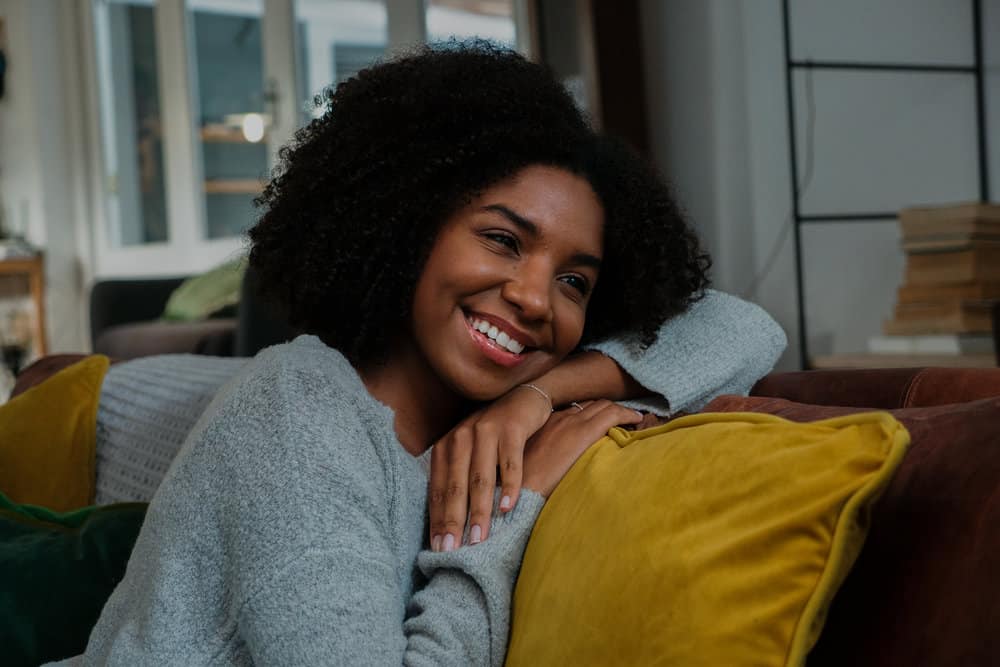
[{"left": 780, "top": 0, "right": 990, "bottom": 369}]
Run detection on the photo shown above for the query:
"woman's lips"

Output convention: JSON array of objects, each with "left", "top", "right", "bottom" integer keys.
[{"left": 465, "top": 318, "right": 528, "bottom": 367}]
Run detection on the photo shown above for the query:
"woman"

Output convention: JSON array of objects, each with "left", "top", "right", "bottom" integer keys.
[{"left": 81, "top": 44, "right": 784, "bottom": 665}]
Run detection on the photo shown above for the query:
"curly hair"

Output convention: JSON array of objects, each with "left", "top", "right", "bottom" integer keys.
[{"left": 248, "top": 42, "right": 711, "bottom": 366}]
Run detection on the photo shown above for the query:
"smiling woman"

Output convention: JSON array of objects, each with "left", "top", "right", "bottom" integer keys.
[{"left": 73, "top": 43, "right": 786, "bottom": 666}]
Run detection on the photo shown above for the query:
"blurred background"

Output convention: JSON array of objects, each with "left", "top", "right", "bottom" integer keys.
[{"left": 0, "top": 0, "right": 997, "bottom": 374}]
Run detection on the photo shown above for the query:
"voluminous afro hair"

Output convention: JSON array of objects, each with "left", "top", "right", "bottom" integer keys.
[{"left": 249, "top": 42, "right": 710, "bottom": 366}]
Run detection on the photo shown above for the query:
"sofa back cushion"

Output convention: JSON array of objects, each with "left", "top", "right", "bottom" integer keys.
[
  {"left": 752, "top": 367, "right": 1000, "bottom": 409},
  {"left": 705, "top": 394, "right": 1000, "bottom": 666}
]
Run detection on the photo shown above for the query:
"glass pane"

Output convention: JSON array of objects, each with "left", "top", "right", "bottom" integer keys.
[
  {"left": 425, "top": 0, "right": 516, "bottom": 46},
  {"left": 95, "top": 0, "right": 168, "bottom": 246},
  {"left": 294, "top": 0, "right": 388, "bottom": 123},
  {"left": 189, "top": 0, "right": 268, "bottom": 240}
]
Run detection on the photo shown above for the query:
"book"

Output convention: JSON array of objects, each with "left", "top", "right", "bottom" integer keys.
[
  {"left": 897, "top": 282, "right": 1000, "bottom": 303},
  {"left": 868, "top": 333, "right": 995, "bottom": 355},
  {"left": 898, "top": 202, "right": 1000, "bottom": 239},
  {"left": 903, "top": 236, "right": 1000, "bottom": 253},
  {"left": 904, "top": 247, "right": 1000, "bottom": 285},
  {"left": 885, "top": 300, "right": 995, "bottom": 334},
  {"left": 0, "top": 239, "right": 37, "bottom": 260}
]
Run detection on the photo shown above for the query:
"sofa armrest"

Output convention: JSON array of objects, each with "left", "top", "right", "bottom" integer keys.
[
  {"left": 994, "top": 301, "right": 999, "bottom": 366},
  {"left": 89, "top": 277, "right": 187, "bottom": 347}
]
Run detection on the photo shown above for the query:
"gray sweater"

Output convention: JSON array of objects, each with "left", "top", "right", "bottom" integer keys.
[
  {"left": 81, "top": 289, "right": 785, "bottom": 665},
  {"left": 85, "top": 336, "right": 546, "bottom": 665}
]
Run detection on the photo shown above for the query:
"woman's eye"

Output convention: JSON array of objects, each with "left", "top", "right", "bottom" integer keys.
[
  {"left": 559, "top": 274, "right": 589, "bottom": 295},
  {"left": 485, "top": 232, "right": 519, "bottom": 252}
]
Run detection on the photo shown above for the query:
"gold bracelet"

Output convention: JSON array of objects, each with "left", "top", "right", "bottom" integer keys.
[{"left": 517, "top": 383, "right": 553, "bottom": 412}]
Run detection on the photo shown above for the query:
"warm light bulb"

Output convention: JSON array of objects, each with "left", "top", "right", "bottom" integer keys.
[{"left": 241, "top": 113, "right": 265, "bottom": 143}]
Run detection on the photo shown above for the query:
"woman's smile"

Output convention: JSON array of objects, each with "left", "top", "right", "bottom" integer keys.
[{"left": 463, "top": 311, "right": 534, "bottom": 367}]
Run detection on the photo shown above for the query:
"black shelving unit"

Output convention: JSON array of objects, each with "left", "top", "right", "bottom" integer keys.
[{"left": 780, "top": 0, "right": 991, "bottom": 369}]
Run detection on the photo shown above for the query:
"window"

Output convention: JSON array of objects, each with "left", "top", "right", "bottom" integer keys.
[
  {"left": 87, "top": 0, "right": 531, "bottom": 277},
  {"left": 189, "top": 0, "right": 268, "bottom": 240},
  {"left": 294, "top": 0, "right": 388, "bottom": 123},
  {"left": 94, "top": 0, "right": 168, "bottom": 247},
  {"left": 425, "top": 0, "right": 516, "bottom": 46}
]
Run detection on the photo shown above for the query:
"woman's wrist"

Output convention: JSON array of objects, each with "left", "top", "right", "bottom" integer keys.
[
  {"left": 516, "top": 383, "right": 553, "bottom": 412},
  {"left": 528, "top": 351, "right": 645, "bottom": 407}
]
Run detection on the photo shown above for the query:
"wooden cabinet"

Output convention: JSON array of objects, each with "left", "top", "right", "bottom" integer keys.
[{"left": 0, "top": 254, "right": 47, "bottom": 358}]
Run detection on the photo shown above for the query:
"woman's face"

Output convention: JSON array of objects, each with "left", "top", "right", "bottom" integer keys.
[{"left": 407, "top": 165, "right": 604, "bottom": 402}]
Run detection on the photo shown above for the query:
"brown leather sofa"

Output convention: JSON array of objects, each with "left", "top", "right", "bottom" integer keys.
[
  {"left": 712, "top": 367, "right": 1000, "bottom": 666},
  {"left": 10, "top": 361, "right": 1000, "bottom": 665}
]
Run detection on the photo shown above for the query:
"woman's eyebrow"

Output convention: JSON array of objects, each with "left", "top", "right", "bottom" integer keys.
[
  {"left": 481, "top": 204, "right": 602, "bottom": 270},
  {"left": 482, "top": 204, "right": 538, "bottom": 236}
]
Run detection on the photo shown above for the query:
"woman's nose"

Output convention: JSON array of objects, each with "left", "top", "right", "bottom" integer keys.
[{"left": 501, "top": 265, "right": 552, "bottom": 322}]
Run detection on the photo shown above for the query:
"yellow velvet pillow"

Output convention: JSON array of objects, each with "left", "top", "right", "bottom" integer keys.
[
  {"left": 0, "top": 355, "right": 109, "bottom": 512},
  {"left": 506, "top": 411, "right": 910, "bottom": 667}
]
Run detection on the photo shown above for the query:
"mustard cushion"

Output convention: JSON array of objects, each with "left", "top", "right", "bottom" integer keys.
[
  {"left": 506, "top": 411, "right": 910, "bottom": 667},
  {"left": 0, "top": 355, "right": 109, "bottom": 511}
]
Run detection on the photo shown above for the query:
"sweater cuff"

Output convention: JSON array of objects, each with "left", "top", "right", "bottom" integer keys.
[
  {"left": 584, "top": 290, "right": 787, "bottom": 414},
  {"left": 417, "top": 489, "right": 545, "bottom": 581}
]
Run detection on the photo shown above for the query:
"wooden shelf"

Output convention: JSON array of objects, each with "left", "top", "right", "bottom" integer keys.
[
  {"left": 811, "top": 353, "right": 996, "bottom": 369},
  {"left": 204, "top": 179, "right": 264, "bottom": 195},
  {"left": 200, "top": 124, "right": 266, "bottom": 144}
]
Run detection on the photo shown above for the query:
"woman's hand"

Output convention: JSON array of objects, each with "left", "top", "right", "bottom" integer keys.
[
  {"left": 522, "top": 400, "right": 643, "bottom": 498},
  {"left": 428, "top": 384, "right": 553, "bottom": 552}
]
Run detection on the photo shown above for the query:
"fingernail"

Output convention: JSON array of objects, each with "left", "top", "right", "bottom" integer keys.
[
  {"left": 443, "top": 534, "right": 455, "bottom": 552},
  {"left": 635, "top": 410, "right": 644, "bottom": 419},
  {"left": 432, "top": 534, "right": 442, "bottom": 552},
  {"left": 500, "top": 495, "right": 512, "bottom": 511},
  {"left": 470, "top": 524, "right": 482, "bottom": 544}
]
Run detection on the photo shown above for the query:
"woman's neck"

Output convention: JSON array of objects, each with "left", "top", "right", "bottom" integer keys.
[{"left": 359, "top": 347, "right": 469, "bottom": 456}]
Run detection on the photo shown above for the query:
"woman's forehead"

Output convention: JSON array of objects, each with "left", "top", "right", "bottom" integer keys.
[{"left": 473, "top": 166, "right": 604, "bottom": 251}]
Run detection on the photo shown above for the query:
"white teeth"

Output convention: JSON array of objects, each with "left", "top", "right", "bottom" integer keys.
[{"left": 468, "top": 317, "right": 527, "bottom": 355}]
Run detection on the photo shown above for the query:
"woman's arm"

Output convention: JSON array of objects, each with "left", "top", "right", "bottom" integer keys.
[
  {"left": 577, "top": 289, "right": 787, "bottom": 414},
  {"left": 428, "top": 290, "right": 786, "bottom": 549}
]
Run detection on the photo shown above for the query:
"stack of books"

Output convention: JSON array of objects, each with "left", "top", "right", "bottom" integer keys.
[{"left": 870, "top": 202, "right": 999, "bottom": 359}]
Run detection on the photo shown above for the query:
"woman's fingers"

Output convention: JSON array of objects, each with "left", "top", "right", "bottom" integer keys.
[
  {"left": 428, "top": 440, "right": 448, "bottom": 551},
  {"left": 586, "top": 402, "right": 644, "bottom": 433},
  {"left": 428, "top": 427, "right": 473, "bottom": 552},
  {"left": 497, "top": 425, "right": 525, "bottom": 514},
  {"left": 522, "top": 401, "right": 644, "bottom": 498},
  {"left": 428, "top": 398, "right": 640, "bottom": 552},
  {"left": 466, "top": 429, "right": 498, "bottom": 545}
]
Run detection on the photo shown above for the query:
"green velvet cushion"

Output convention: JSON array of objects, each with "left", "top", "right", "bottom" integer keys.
[
  {"left": 162, "top": 256, "right": 247, "bottom": 321},
  {"left": 0, "top": 492, "right": 146, "bottom": 666}
]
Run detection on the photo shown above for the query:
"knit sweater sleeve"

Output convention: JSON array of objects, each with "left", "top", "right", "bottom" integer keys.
[
  {"left": 404, "top": 491, "right": 545, "bottom": 665},
  {"left": 239, "top": 487, "right": 543, "bottom": 667},
  {"left": 584, "top": 289, "right": 787, "bottom": 414},
  {"left": 239, "top": 474, "right": 543, "bottom": 667}
]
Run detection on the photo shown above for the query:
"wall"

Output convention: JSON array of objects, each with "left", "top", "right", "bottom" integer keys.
[
  {"left": 0, "top": 0, "right": 92, "bottom": 356},
  {"left": 640, "top": 0, "right": 1000, "bottom": 370}
]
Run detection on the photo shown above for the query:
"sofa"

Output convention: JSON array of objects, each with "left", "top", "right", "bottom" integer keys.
[
  {"left": 90, "top": 267, "right": 296, "bottom": 360},
  {"left": 8, "top": 359, "right": 1000, "bottom": 665}
]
